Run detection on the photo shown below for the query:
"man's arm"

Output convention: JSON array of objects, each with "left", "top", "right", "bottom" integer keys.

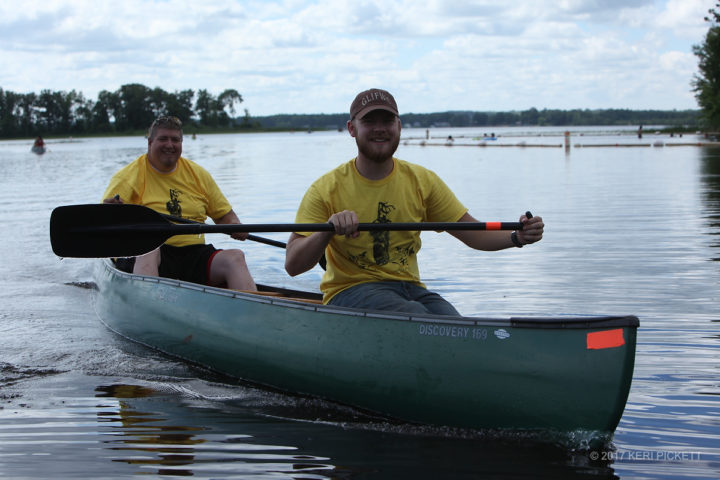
[
  {"left": 449, "top": 212, "right": 544, "bottom": 250},
  {"left": 285, "top": 232, "right": 333, "bottom": 276},
  {"left": 215, "top": 209, "right": 248, "bottom": 240},
  {"left": 285, "top": 210, "right": 359, "bottom": 276}
]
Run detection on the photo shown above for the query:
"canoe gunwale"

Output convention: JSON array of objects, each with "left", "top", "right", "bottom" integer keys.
[
  {"left": 98, "top": 259, "right": 639, "bottom": 330},
  {"left": 510, "top": 315, "right": 639, "bottom": 329}
]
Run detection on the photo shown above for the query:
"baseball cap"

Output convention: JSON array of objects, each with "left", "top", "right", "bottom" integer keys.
[{"left": 350, "top": 88, "right": 399, "bottom": 120}]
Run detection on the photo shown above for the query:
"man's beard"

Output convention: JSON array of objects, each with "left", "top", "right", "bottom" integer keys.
[{"left": 356, "top": 135, "right": 400, "bottom": 163}]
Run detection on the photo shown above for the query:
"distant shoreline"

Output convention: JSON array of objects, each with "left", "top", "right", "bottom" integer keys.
[{"left": 5, "top": 124, "right": 707, "bottom": 142}]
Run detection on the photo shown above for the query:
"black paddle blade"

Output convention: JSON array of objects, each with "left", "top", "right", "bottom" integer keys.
[{"left": 50, "top": 204, "right": 172, "bottom": 258}]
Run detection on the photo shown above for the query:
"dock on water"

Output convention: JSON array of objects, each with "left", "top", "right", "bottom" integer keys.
[{"left": 400, "top": 133, "right": 720, "bottom": 149}]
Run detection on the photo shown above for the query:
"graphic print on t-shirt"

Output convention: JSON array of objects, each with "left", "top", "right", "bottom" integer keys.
[
  {"left": 371, "top": 201, "right": 395, "bottom": 265},
  {"left": 345, "top": 201, "right": 417, "bottom": 272},
  {"left": 166, "top": 188, "right": 182, "bottom": 217}
]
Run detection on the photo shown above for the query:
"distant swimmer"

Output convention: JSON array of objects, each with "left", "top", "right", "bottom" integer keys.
[{"left": 31, "top": 136, "right": 46, "bottom": 154}]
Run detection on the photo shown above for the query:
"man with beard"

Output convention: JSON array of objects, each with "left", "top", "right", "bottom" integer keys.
[
  {"left": 285, "top": 88, "right": 543, "bottom": 314},
  {"left": 102, "top": 115, "right": 256, "bottom": 291}
]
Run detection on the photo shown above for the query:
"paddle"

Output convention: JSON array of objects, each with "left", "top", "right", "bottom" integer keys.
[
  {"left": 159, "top": 212, "right": 288, "bottom": 249},
  {"left": 50, "top": 203, "right": 524, "bottom": 258},
  {"left": 158, "top": 211, "right": 327, "bottom": 270}
]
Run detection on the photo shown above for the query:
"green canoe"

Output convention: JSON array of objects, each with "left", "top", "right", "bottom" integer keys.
[{"left": 93, "top": 259, "right": 638, "bottom": 434}]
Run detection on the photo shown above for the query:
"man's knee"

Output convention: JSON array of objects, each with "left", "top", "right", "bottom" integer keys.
[
  {"left": 210, "top": 249, "right": 250, "bottom": 278},
  {"left": 223, "top": 249, "right": 248, "bottom": 267}
]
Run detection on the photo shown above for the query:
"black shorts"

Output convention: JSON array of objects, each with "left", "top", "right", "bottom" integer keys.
[
  {"left": 158, "top": 244, "right": 221, "bottom": 285},
  {"left": 114, "top": 244, "right": 221, "bottom": 285}
]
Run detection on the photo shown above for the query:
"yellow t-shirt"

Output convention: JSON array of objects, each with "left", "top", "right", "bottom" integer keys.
[
  {"left": 294, "top": 158, "right": 467, "bottom": 303},
  {"left": 102, "top": 154, "right": 232, "bottom": 247}
]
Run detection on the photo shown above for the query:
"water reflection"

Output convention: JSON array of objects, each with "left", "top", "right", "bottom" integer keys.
[
  {"left": 95, "top": 384, "right": 334, "bottom": 478},
  {"left": 699, "top": 147, "right": 720, "bottom": 260}
]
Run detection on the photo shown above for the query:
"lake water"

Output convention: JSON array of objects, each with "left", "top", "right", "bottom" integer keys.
[{"left": 0, "top": 127, "right": 718, "bottom": 479}]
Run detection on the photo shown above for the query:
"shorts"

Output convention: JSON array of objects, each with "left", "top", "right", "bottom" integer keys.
[
  {"left": 328, "top": 281, "right": 460, "bottom": 316},
  {"left": 113, "top": 244, "right": 221, "bottom": 285},
  {"left": 158, "top": 244, "right": 221, "bottom": 285}
]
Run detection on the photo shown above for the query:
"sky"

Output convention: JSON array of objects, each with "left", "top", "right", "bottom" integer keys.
[{"left": 0, "top": 0, "right": 715, "bottom": 116}]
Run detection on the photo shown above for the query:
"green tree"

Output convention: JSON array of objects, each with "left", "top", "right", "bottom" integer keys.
[
  {"left": 195, "top": 89, "right": 217, "bottom": 126},
  {"left": 0, "top": 88, "right": 21, "bottom": 137},
  {"left": 116, "top": 83, "right": 154, "bottom": 131},
  {"left": 218, "top": 89, "right": 243, "bottom": 126},
  {"left": 520, "top": 108, "right": 540, "bottom": 125},
  {"left": 36, "top": 89, "right": 80, "bottom": 133},
  {"left": 166, "top": 89, "right": 195, "bottom": 124},
  {"left": 693, "top": 2, "right": 720, "bottom": 128},
  {"left": 69, "top": 91, "right": 93, "bottom": 133},
  {"left": 92, "top": 90, "right": 117, "bottom": 132},
  {"left": 148, "top": 87, "right": 170, "bottom": 118},
  {"left": 17, "top": 92, "right": 38, "bottom": 137}
]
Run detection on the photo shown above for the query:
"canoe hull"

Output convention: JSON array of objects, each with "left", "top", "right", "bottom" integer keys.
[{"left": 94, "top": 259, "right": 638, "bottom": 433}]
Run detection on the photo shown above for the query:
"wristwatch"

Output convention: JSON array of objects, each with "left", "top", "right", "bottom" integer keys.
[{"left": 511, "top": 231, "right": 523, "bottom": 248}]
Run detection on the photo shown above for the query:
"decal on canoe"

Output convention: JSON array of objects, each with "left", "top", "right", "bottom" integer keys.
[
  {"left": 494, "top": 328, "right": 510, "bottom": 340},
  {"left": 587, "top": 328, "right": 625, "bottom": 349},
  {"left": 418, "top": 324, "right": 489, "bottom": 341}
]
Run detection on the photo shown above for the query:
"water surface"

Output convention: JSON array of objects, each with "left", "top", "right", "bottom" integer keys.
[{"left": 0, "top": 128, "right": 717, "bottom": 479}]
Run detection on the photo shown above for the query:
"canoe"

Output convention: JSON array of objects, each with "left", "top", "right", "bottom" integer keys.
[{"left": 93, "top": 258, "right": 638, "bottom": 434}]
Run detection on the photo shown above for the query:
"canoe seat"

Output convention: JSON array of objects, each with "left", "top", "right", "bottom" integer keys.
[
  {"left": 236, "top": 290, "right": 284, "bottom": 296},
  {"left": 284, "top": 297, "right": 323, "bottom": 304},
  {"left": 235, "top": 290, "right": 324, "bottom": 305}
]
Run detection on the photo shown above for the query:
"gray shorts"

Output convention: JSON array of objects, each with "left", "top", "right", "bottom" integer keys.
[{"left": 328, "top": 281, "right": 460, "bottom": 316}]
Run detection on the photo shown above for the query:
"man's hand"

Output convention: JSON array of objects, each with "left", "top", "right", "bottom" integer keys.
[
  {"left": 517, "top": 213, "right": 544, "bottom": 245},
  {"left": 103, "top": 194, "right": 123, "bottom": 204},
  {"left": 328, "top": 210, "right": 360, "bottom": 238}
]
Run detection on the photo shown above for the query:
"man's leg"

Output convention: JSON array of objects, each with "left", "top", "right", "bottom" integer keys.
[
  {"left": 329, "top": 281, "right": 433, "bottom": 314},
  {"left": 208, "top": 249, "right": 256, "bottom": 291},
  {"left": 133, "top": 248, "right": 161, "bottom": 276},
  {"left": 405, "top": 283, "right": 460, "bottom": 316}
]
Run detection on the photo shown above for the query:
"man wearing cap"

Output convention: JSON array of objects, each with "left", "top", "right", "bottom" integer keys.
[{"left": 285, "top": 88, "right": 544, "bottom": 315}]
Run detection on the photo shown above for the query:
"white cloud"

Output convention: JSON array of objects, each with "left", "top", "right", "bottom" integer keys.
[{"left": 0, "top": 0, "right": 714, "bottom": 114}]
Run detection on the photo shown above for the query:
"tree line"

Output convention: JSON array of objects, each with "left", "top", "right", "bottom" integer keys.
[
  {"left": 0, "top": 83, "right": 247, "bottom": 139},
  {"left": 253, "top": 108, "right": 700, "bottom": 131},
  {"left": 693, "top": 2, "right": 720, "bottom": 129},
  {"left": 0, "top": 83, "right": 703, "bottom": 140}
]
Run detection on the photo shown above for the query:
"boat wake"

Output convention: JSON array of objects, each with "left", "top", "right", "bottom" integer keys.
[
  {"left": 148, "top": 374, "right": 615, "bottom": 452},
  {"left": 0, "top": 362, "right": 66, "bottom": 400}
]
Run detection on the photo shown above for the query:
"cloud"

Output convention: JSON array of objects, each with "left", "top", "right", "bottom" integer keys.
[{"left": 0, "top": 0, "right": 713, "bottom": 114}]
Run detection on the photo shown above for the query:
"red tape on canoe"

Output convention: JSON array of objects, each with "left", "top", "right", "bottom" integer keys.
[{"left": 587, "top": 329, "right": 625, "bottom": 349}]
